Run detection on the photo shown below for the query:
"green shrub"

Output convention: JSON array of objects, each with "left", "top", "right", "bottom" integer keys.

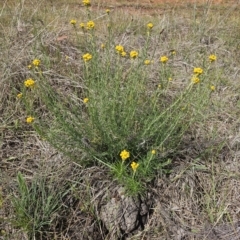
[{"left": 22, "top": 5, "right": 218, "bottom": 195}]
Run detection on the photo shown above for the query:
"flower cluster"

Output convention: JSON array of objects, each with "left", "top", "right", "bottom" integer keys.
[
  {"left": 24, "top": 78, "right": 35, "bottom": 88},
  {"left": 193, "top": 67, "right": 203, "bottom": 76},
  {"left": 131, "top": 162, "right": 139, "bottom": 172},
  {"left": 120, "top": 149, "right": 130, "bottom": 161},
  {"left": 80, "top": 23, "right": 85, "bottom": 28},
  {"left": 83, "top": 0, "right": 91, "bottom": 6},
  {"left": 144, "top": 59, "right": 151, "bottom": 65},
  {"left": 32, "top": 59, "right": 40, "bottom": 67},
  {"left": 115, "top": 45, "right": 124, "bottom": 53},
  {"left": 210, "top": 85, "right": 215, "bottom": 91},
  {"left": 209, "top": 54, "right": 217, "bottom": 62},
  {"left": 70, "top": 19, "right": 77, "bottom": 25},
  {"left": 83, "top": 97, "right": 89, "bottom": 103},
  {"left": 17, "top": 93, "right": 23, "bottom": 99},
  {"left": 86, "top": 20, "right": 95, "bottom": 30},
  {"left": 160, "top": 56, "right": 168, "bottom": 63},
  {"left": 26, "top": 116, "right": 34, "bottom": 124},
  {"left": 130, "top": 50, "right": 138, "bottom": 59},
  {"left": 82, "top": 53, "right": 92, "bottom": 62},
  {"left": 191, "top": 76, "right": 200, "bottom": 84},
  {"left": 147, "top": 22, "right": 153, "bottom": 30}
]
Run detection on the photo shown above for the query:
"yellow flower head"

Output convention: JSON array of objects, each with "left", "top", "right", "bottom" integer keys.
[
  {"left": 82, "top": 53, "right": 92, "bottom": 62},
  {"left": 17, "top": 93, "right": 23, "bottom": 99},
  {"left": 151, "top": 149, "right": 156, "bottom": 155},
  {"left": 28, "top": 64, "right": 32, "bottom": 69},
  {"left": 171, "top": 50, "right": 176, "bottom": 55},
  {"left": 144, "top": 59, "right": 151, "bottom": 65},
  {"left": 70, "top": 19, "right": 77, "bottom": 25},
  {"left": 147, "top": 22, "right": 153, "bottom": 30},
  {"left": 24, "top": 78, "right": 35, "bottom": 88},
  {"left": 210, "top": 85, "right": 215, "bottom": 91},
  {"left": 32, "top": 59, "right": 40, "bottom": 67},
  {"left": 168, "top": 77, "right": 172, "bottom": 81},
  {"left": 106, "top": 9, "right": 110, "bottom": 14},
  {"left": 115, "top": 45, "right": 124, "bottom": 53},
  {"left": 26, "top": 116, "right": 35, "bottom": 124},
  {"left": 101, "top": 43, "right": 105, "bottom": 49},
  {"left": 83, "top": 97, "right": 89, "bottom": 103},
  {"left": 120, "top": 149, "right": 130, "bottom": 161},
  {"left": 80, "top": 22, "right": 85, "bottom": 29},
  {"left": 193, "top": 67, "right": 203, "bottom": 75},
  {"left": 130, "top": 50, "right": 138, "bottom": 59},
  {"left": 121, "top": 51, "right": 127, "bottom": 57},
  {"left": 209, "top": 54, "right": 217, "bottom": 62},
  {"left": 131, "top": 161, "right": 139, "bottom": 172},
  {"left": 160, "top": 56, "right": 168, "bottom": 63},
  {"left": 87, "top": 20, "right": 95, "bottom": 30},
  {"left": 83, "top": 0, "right": 91, "bottom": 6},
  {"left": 191, "top": 76, "right": 200, "bottom": 84}
]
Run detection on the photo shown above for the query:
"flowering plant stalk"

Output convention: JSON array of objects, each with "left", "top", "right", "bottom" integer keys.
[{"left": 24, "top": 6, "right": 218, "bottom": 195}]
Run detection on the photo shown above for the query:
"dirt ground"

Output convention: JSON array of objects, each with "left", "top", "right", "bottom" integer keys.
[{"left": 99, "top": 0, "right": 238, "bottom": 6}]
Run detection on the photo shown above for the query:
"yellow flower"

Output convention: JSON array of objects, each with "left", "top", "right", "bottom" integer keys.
[
  {"left": 193, "top": 67, "right": 203, "bottom": 75},
  {"left": 28, "top": 64, "right": 32, "bottom": 69},
  {"left": 191, "top": 76, "right": 200, "bottom": 84},
  {"left": 82, "top": 53, "right": 92, "bottom": 62},
  {"left": 26, "top": 116, "right": 35, "bottom": 124},
  {"left": 130, "top": 50, "right": 138, "bottom": 59},
  {"left": 83, "top": 0, "right": 91, "bottom": 6},
  {"left": 24, "top": 78, "right": 35, "bottom": 88},
  {"left": 209, "top": 54, "right": 217, "bottom": 62},
  {"left": 121, "top": 51, "right": 127, "bottom": 57},
  {"left": 168, "top": 77, "right": 172, "bottom": 81},
  {"left": 32, "top": 59, "right": 40, "bottom": 67},
  {"left": 83, "top": 97, "right": 89, "bottom": 103},
  {"left": 171, "top": 50, "right": 176, "bottom": 55},
  {"left": 70, "top": 19, "right": 77, "bottom": 25},
  {"left": 86, "top": 20, "right": 95, "bottom": 30},
  {"left": 17, "top": 93, "right": 23, "bottom": 99},
  {"left": 120, "top": 150, "right": 130, "bottom": 161},
  {"left": 147, "top": 22, "right": 153, "bottom": 29},
  {"left": 115, "top": 45, "right": 124, "bottom": 53},
  {"left": 151, "top": 150, "right": 156, "bottom": 154},
  {"left": 144, "top": 59, "right": 151, "bottom": 65},
  {"left": 106, "top": 9, "right": 110, "bottom": 14},
  {"left": 80, "top": 22, "right": 85, "bottom": 29},
  {"left": 101, "top": 43, "right": 105, "bottom": 49},
  {"left": 131, "top": 161, "right": 139, "bottom": 172},
  {"left": 210, "top": 85, "right": 215, "bottom": 91},
  {"left": 160, "top": 56, "right": 168, "bottom": 63},
  {"left": 158, "top": 84, "right": 161, "bottom": 88}
]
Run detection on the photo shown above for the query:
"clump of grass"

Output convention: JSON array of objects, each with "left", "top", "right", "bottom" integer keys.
[
  {"left": 11, "top": 172, "right": 67, "bottom": 239},
  {"left": 20, "top": 0, "right": 220, "bottom": 195}
]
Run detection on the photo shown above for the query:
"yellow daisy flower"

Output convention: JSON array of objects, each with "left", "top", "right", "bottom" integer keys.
[
  {"left": 26, "top": 116, "right": 35, "bottom": 124},
  {"left": 160, "top": 56, "right": 168, "bottom": 63},
  {"left": 130, "top": 50, "right": 138, "bottom": 59},
  {"left": 86, "top": 20, "right": 95, "bottom": 30},
  {"left": 70, "top": 19, "right": 77, "bottom": 25},
  {"left": 82, "top": 53, "right": 92, "bottom": 62},
  {"left": 131, "top": 161, "right": 139, "bottom": 172},
  {"left": 120, "top": 150, "right": 130, "bottom": 161},
  {"left": 209, "top": 54, "right": 217, "bottom": 62},
  {"left": 24, "top": 78, "right": 35, "bottom": 88}
]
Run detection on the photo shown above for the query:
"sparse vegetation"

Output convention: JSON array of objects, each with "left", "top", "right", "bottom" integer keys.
[{"left": 1, "top": 0, "right": 240, "bottom": 239}]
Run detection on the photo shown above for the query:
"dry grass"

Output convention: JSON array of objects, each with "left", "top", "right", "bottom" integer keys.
[{"left": 1, "top": 0, "right": 240, "bottom": 239}]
